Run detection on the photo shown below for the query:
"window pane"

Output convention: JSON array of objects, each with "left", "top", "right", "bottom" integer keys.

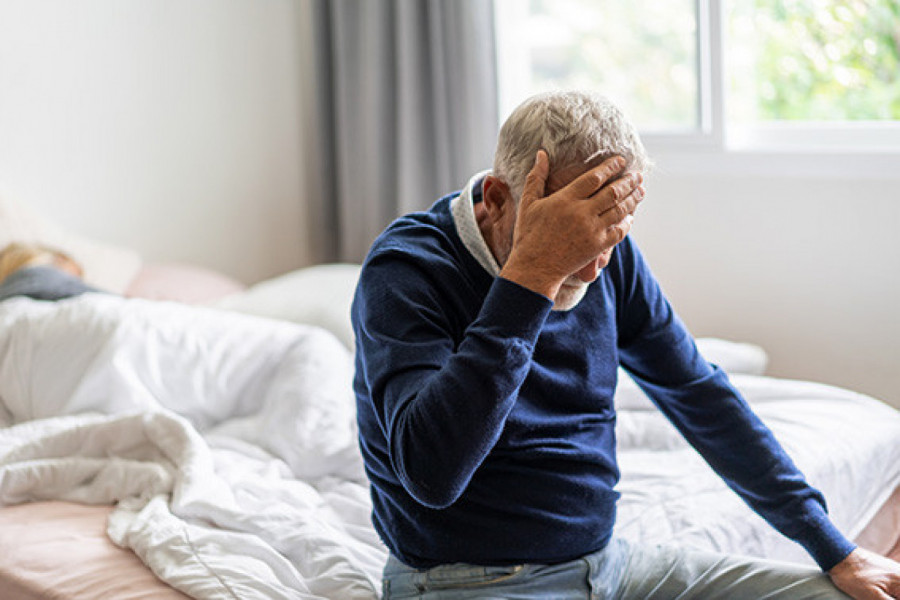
[
  {"left": 494, "top": 0, "right": 698, "bottom": 132},
  {"left": 727, "top": 0, "right": 900, "bottom": 122}
]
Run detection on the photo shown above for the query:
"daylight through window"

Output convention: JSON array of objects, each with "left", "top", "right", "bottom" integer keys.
[{"left": 494, "top": 0, "right": 900, "bottom": 149}]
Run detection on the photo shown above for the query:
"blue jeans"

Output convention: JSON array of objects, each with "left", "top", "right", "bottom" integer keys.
[{"left": 382, "top": 538, "right": 850, "bottom": 599}]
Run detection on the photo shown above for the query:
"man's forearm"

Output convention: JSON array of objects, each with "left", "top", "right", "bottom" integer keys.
[
  {"left": 373, "top": 277, "right": 552, "bottom": 509},
  {"left": 633, "top": 363, "right": 855, "bottom": 570}
]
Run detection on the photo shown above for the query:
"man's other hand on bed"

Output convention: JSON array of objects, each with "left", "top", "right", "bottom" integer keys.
[{"left": 829, "top": 547, "right": 900, "bottom": 599}]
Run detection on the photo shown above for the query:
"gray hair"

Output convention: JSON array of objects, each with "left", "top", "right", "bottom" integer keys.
[{"left": 492, "top": 91, "right": 650, "bottom": 200}]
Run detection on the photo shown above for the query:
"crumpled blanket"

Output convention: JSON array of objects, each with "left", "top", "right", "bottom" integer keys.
[{"left": 0, "top": 294, "right": 387, "bottom": 599}]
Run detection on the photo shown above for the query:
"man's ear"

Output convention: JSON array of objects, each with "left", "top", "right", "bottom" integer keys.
[{"left": 482, "top": 176, "right": 513, "bottom": 220}]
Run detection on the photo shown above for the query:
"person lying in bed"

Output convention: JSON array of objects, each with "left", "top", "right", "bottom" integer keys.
[
  {"left": 351, "top": 91, "right": 900, "bottom": 599},
  {"left": 0, "top": 242, "right": 99, "bottom": 302}
]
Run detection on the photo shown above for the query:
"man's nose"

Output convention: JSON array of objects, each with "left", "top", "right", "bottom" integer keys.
[{"left": 574, "top": 259, "right": 602, "bottom": 283}]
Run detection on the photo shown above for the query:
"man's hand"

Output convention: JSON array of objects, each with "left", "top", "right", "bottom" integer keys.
[
  {"left": 829, "top": 547, "right": 900, "bottom": 599},
  {"left": 499, "top": 150, "right": 644, "bottom": 300}
]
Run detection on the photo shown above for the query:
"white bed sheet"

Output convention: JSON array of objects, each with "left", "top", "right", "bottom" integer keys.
[{"left": 0, "top": 293, "right": 899, "bottom": 599}]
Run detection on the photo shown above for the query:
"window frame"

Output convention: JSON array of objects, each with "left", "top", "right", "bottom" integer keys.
[{"left": 495, "top": 0, "right": 900, "bottom": 179}]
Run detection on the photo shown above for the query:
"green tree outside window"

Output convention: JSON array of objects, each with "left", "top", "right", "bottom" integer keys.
[{"left": 728, "top": 0, "right": 900, "bottom": 122}]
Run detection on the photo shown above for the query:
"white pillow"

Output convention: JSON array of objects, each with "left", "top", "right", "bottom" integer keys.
[
  {"left": 215, "top": 263, "right": 362, "bottom": 351},
  {"left": 615, "top": 338, "right": 770, "bottom": 411},
  {"left": 0, "top": 190, "right": 142, "bottom": 294},
  {"left": 215, "top": 264, "right": 773, "bottom": 385},
  {"left": 694, "top": 337, "right": 768, "bottom": 376}
]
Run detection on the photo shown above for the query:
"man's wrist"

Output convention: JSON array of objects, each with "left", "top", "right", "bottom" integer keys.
[
  {"left": 498, "top": 262, "right": 561, "bottom": 301},
  {"left": 789, "top": 499, "right": 858, "bottom": 572}
]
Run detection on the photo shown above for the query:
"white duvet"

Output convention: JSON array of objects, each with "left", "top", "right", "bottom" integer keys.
[
  {"left": 1, "top": 293, "right": 899, "bottom": 599},
  {"left": 0, "top": 294, "right": 386, "bottom": 599}
]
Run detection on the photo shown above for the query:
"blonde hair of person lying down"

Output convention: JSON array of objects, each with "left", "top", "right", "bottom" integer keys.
[{"left": 0, "top": 242, "right": 84, "bottom": 285}]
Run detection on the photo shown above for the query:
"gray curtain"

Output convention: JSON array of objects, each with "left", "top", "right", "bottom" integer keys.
[{"left": 308, "top": 0, "right": 499, "bottom": 263}]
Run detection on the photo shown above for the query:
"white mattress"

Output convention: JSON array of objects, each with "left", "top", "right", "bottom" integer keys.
[{"left": 614, "top": 373, "right": 900, "bottom": 565}]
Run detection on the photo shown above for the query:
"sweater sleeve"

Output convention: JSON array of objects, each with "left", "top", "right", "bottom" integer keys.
[
  {"left": 353, "top": 252, "right": 552, "bottom": 509},
  {"left": 614, "top": 238, "right": 855, "bottom": 571}
]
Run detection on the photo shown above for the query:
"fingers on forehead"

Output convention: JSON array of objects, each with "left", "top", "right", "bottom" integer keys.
[{"left": 570, "top": 156, "right": 626, "bottom": 197}]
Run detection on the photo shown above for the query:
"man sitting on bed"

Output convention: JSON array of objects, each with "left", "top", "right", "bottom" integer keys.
[{"left": 351, "top": 90, "right": 900, "bottom": 599}]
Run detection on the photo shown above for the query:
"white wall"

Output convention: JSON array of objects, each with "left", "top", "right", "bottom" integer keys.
[
  {"left": 633, "top": 160, "right": 900, "bottom": 408},
  {"left": 0, "top": 0, "right": 310, "bottom": 284}
]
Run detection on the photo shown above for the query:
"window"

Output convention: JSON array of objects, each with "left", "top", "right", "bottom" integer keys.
[
  {"left": 494, "top": 0, "right": 900, "bottom": 154},
  {"left": 494, "top": 0, "right": 699, "bottom": 132},
  {"left": 728, "top": 0, "right": 900, "bottom": 123},
  {"left": 726, "top": 0, "right": 900, "bottom": 150}
]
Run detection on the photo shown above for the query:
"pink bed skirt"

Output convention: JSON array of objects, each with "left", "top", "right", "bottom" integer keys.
[
  {"left": 855, "top": 484, "right": 900, "bottom": 561},
  {"left": 1, "top": 490, "right": 898, "bottom": 600},
  {"left": 0, "top": 501, "right": 189, "bottom": 600}
]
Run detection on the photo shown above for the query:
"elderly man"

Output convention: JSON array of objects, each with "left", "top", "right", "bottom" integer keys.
[{"left": 351, "top": 91, "right": 900, "bottom": 599}]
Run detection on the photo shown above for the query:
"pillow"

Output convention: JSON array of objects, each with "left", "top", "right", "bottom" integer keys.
[
  {"left": 694, "top": 337, "right": 768, "bottom": 376},
  {"left": 214, "top": 263, "right": 362, "bottom": 350},
  {"left": 125, "top": 263, "right": 246, "bottom": 304},
  {"left": 0, "top": 189, "right": 142, "bottom": 294},
  {"left": 615, "top": 338, "right": 770, "bottom": 411},
  {"left": 214, "top": 263, "right": 773, "bottom": 382}
]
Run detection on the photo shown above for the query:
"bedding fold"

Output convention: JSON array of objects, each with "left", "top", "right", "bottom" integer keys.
[{"left": 0, "top": 295, "right": 387, "bottom": 600}]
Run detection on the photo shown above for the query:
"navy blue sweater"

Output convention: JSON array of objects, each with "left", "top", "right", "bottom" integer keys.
[{"left": 351, "top": 192, "right": 854, "bottom": 571}]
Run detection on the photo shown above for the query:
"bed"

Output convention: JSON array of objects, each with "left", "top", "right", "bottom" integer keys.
[{"left": 1, "top": 196, "right": 899, "bottom": 599}]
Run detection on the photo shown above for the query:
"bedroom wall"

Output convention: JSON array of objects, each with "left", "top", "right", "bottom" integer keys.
[
  {"left": 632, "top": 167, "right": 900, "bottom": 409},
  {"left": 0, "top": 0, "right": 310, "bottom": 284}
]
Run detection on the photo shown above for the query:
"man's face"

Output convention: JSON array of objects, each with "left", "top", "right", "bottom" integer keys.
[{"left": 497, "top": 162, "right": 635, "bottom": 311}]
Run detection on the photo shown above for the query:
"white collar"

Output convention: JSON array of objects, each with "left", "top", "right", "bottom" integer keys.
[{"left": 450, "top": 170, "right": 501, "bottom": 277}]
